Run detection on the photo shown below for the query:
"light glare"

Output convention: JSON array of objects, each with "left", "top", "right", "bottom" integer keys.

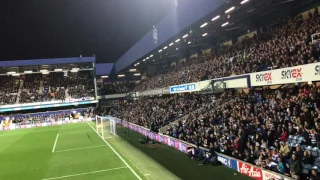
[
  {"left": 200, "top": 22, "right": 208, "bottom": 28},
  {"left": 211, "top": 15, "right": 220, "bottom": 21},
  {"left": 225, "top": 7, "right": 235, "bottom": 14}
]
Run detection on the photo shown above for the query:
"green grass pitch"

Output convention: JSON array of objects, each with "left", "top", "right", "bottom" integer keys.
[{"left": 0, "top": 122, "right": 252, "bottom": 180}]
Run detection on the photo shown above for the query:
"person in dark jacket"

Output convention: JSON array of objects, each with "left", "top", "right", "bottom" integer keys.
[
  {"left": 199, "top": 145, "right": 217, "bottom": 165},
  {"left": 289, "top": 154, "right": 301, "bottom": 179},
  {"left": 311, "top": 168, "right": 320, "bottom": 180},
  {"left": 295, "top": 144, "right": 304, "bottom": 161},
  {"left": 302, "top": 150, "right": 313, "bottom": 165}
]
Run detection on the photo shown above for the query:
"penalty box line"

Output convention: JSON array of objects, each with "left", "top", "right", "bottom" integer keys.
[
  {"left": 53, "top": 145, "right": 107, "bottom": 153},
  {"left": 86, "top": 121, "right": 143, "bottom": 180},
  {"left": 52, "top": 134, "right": 59, "bottom": 153},
  {"left": 42, "top": 166, "right": 127, "bottom": 180}
]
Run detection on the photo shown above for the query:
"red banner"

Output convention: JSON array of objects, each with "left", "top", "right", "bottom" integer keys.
[
  {"left": 174, "top": 141, "right": 179, "bottom": 150},
  {"left": 163, "top": 137, "right": 168, "bottom": 145},
  {"left": 148, "top": 132, "right": 153, "bottom": 139},
  {"left": 238, "top": 162, "right": 262, "bottom": 180}
]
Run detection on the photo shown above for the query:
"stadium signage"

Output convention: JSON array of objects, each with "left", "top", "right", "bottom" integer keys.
[
  {"left": 0, "top": 118, "right": 94, "bottom": 131},
  {"left": 315, "top": 65, "right": 320, "bottom": 75},
  {"left": 255, "top": 72, "right": 272, "bottom": 84},
  {"left": 238, "top": 162, "right": 262, "bottom": 180},
  {"left": 250, "top": 62, "right": 320, "bottom": 86},
  {"left": 217, "top": 156, "right": 231, "bottom": 167},
  {"left": 262, "top": 169, "right": 290, "bottom": 180},
  {"left": 138, "top": 88, "right": 168, "bottom": 96},
  {"left": 0, "top": 100, "right": 98, "bottom": 112},
  {"left": 281, "top": 68, "right": 302, "bottom": 80},
  {"left": 169, "top": 83, "right": 197, "bottom": 93}
]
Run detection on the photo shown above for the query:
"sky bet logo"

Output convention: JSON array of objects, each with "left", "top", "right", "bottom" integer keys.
[
  {"left": 256, "top": 72, "right": 272, "bottom": 84},
  {"left": 315, "top": 65, "right": 320, "bottom": 75},
  {"left": 281, "top": 68, "right": 302, "bottom": 80}
]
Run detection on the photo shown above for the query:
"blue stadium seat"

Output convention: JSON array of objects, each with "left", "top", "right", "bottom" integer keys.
[{"left": 312, "top": 147, "right": 319, "bottom": 157}]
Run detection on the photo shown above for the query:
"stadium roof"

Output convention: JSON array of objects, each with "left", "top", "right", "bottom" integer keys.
[{"left": 116, "top": 0, "right": 319, "bottom": 73}]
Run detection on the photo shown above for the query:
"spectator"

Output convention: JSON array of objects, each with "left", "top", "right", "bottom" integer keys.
[
  {"left": 199, "top": 144, "right": 218, "bottom": 165},
  {"left": 311, "top": 168, "right": 320, "bottom": 180},
  {"left": 302, "top": 150, "right": 313, "bottom": 165},
  {"left": 279, "top": 141, "right": 291, "bottom": 158},
  {"left": 277, "top": 157, "right": 287, "bottom": 174},
  {"left": 289, "top": 154, "right": 301, "bottom": 179},
  {"left": 295, "top": 145, "right": 304, "bottom": 161}
]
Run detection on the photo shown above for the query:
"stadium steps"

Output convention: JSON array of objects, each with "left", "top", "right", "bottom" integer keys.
[
  {"left": 65, "top": 88, "right": 69, "bottom": 99},
  {"left": 38, "top": 80, "right": 44, "bottom": 94},
  {"left": 16, "top": 80, "right": 24, "bottom": 104}
]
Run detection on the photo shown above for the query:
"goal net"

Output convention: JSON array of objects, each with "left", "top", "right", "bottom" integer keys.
[{"left": 95, "top": 115, "right": 117, "bottom": 139}]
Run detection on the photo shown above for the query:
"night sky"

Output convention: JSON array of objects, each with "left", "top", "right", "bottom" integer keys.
[{"left": 0, "top": 0, "right": 176, "bottom": 63}]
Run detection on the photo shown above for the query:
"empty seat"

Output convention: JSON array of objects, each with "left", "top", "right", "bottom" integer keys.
[
  {"left": 298, "top": 136, "right": 305, "bottom": 144},
  {"left": 312, "top": 147, "right": 319, "bottom": 157},
  {"left": 305, "top": 164, "right": 312, "bottom": 170},
  {"left": 314, "top": 161, "right": 320, "bottom": 167},
  {"left": 292, "top": 136, "right": 298, "bottom": 144},
  {"left": 290, "top": 143, "right": 294, "bottom": 147},
  {"left": 302, "top": 168, "right": 309, "bottom": 174},
  {"left": 306, "top": 146, "right": 313, "bottom": 152}
]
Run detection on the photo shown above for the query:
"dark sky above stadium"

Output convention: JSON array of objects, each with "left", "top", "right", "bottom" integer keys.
[{"left": 0, "top": 0, "right": 176, "bottom": 63}]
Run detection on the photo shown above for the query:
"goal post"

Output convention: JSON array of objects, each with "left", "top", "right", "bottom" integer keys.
[{"left": 95, "top": 115, "right": 117, "bottom": 139}]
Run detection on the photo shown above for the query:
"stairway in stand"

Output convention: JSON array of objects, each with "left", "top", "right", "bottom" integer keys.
[
  {"left": 65, "top": 88, "right": 70, "bottom": 100},
  {"left": 39, "top": 80, "right": 44, "bottom": 94},
  {"left": 16, "top": 80, "right": 24, "bottom": 104}
]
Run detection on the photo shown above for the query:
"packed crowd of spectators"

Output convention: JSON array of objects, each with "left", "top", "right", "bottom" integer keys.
[
  {"left": 0, "top": 71, "right": 95, "bottom": 105},
  {"left": 19, "top": 74, "right": 42, "bottom": 103},
  {"left": 97, "top": 81, "right": 136, "bottom": 95},
  {"left": 113, "top": 93, "right": 211, "bottom": 132},
  {"left": 66, "top": 72, "right": 95, "bottom": 99},
  {"left": 43, "top": 72, "right": 67, "bottom": 101},
  {"left": 164, "top": 83, "right": 320, "bottom": 179},
  {"left": 0, "top": 76, "right": 20, "bottom": 105},
  {"left": 135, "top": 8, "right": 320, "bottom": 91}
]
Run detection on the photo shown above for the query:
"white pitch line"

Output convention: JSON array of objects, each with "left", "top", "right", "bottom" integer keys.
[
  {"left": 104, "top": 136, "right": 115, "bottom": 139},
  {"left": 52, "top": 134, "right": 59, "bottom": 153},
  {"left": 86, "top": 122, "right": 142, "bottom": 180},
  {"left": 59, "top": 130, "right": 92, "bottom": 134},
  {"left": 41, "top": 166, "right": 127, "bottom": 180},
  {"left": 54, "top": 145, "right": 107, "bottom": 153}
]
